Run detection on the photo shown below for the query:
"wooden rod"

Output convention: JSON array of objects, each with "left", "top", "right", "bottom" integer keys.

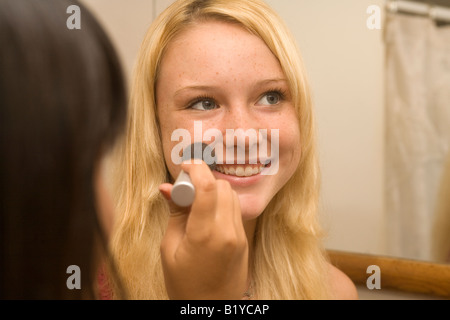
[{"left": 327, "top": 250, "right": 450, "bottom": 299}]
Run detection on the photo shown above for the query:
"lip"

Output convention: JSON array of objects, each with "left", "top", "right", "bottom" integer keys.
[{"left": 212, "top": 168, "right": 263, "bottom": 187}]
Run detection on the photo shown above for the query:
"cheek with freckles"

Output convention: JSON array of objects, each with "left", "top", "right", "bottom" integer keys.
[
  {"left": 280, "top": 128, "right": 302, "bottom": 185},
  {"left": 235, "top": 124, "right": 302, "bottom": 219},
  {"left": 161, "top": 119, "right": 224, "bottom": 180},
  {"left": 158, "top": 112, "right": 183, "bottom": 180},
  {"left": 265, "top": 108, "right": 301, "bottom": 174},
  {"left": 281, "top": 127, "right": 301, "bottom": 166}
]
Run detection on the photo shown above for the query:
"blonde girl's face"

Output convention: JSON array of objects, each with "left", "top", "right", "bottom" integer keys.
[{"left": 156, "top": 21, "right": 301, "bottom": 220}]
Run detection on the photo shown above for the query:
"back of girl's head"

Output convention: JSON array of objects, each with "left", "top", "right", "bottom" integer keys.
[{"left": 0, "top": 0, "right": 126, "bottom": 299}]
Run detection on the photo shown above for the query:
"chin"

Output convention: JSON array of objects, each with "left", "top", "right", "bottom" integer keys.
[{"left": 238, "top": 193, "right": 270, "bottom": 221}]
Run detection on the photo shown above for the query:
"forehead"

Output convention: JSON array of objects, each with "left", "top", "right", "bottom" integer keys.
[{"left": 158, "top": 21, "right": 284, "bottom": 85}]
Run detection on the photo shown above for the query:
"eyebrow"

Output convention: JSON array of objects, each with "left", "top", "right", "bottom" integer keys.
[{"left": 173, "top": 78, "right": 288, "bottom": 97}]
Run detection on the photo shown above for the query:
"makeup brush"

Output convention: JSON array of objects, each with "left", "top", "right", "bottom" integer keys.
[{"left": 171, "top": 142, "right": 216, "bottom": 207}]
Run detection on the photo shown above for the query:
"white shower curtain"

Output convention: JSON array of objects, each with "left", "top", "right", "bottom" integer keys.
[{"left": 384, "top": 12, "right": 450, "bottom": 261}]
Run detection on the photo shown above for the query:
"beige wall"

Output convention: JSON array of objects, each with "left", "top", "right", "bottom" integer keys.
[
  {"left": 79, "top": 0, "right": 155, "bottom": 87},
  {"left": 264, "top": 0, "right": 386, "bottom": 255},
  {"left": 81, "top": 0, "right": 387, "bottom": 256}
]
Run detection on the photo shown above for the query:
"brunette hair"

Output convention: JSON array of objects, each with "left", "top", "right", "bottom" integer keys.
[{"left": 0, "top": 0, "right": 126, "bottom": 299}]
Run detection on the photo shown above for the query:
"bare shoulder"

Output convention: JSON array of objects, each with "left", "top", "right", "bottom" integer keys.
[{"left": 328, "top": 263, "right": 359, "bottom": 300}]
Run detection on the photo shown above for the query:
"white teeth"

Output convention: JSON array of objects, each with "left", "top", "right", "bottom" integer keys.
[
  {"left": 215, "top": 165, "right": 263, "bottom": 177},
  {"left": 235, "top": 167, "right": 244, "bottom": 176}
]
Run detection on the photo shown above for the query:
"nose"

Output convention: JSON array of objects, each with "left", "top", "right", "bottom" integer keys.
[
  {"left": 223, "top": 102, "right": 254, "bottom": 131},
  {"left": 219, "top": 103, "right": 261, "bottom": 164},
  {"left": 221, "top": 100, "right": 264, "bottom": 134}
]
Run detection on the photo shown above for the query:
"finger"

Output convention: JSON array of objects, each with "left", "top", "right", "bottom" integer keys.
[
  {"left": 180, "top": 159, "right": 216, "bottom": 181},
  {"left": 214, "top": 179, "right": 236, "bottom": 226},
  {"left": 231, "top": 188, "right": 246, "bottom": 239},
  {"left": 214, "top": 180, "right": 246, "bottom": 248},
  {"left": 181, "top": 160, "right": 218, "bottom": 225}
]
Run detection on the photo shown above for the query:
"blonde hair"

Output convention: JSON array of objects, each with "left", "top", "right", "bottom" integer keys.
[{"left": 109, "top": 0, "right": 333, "bottom": 299}]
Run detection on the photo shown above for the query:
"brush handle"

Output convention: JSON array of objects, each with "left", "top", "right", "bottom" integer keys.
[
  {"left": 171, "top": 142, "right": 216, "bottom": 207},
  {"left": 171, "top": 170, "right": 195, "bottom": 207}
]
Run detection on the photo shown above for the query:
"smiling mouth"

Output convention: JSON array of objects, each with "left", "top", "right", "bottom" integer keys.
[{"left": 214, "top": 163, "right": 270, "bottom": 177}]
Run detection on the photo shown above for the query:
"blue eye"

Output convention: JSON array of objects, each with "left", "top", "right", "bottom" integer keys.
[
  {"left": 189, "top": 98, "right": 218, "bottom": 111},
  {"left": 258, "top": 91, "right": 283, "bottom": 105}
]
